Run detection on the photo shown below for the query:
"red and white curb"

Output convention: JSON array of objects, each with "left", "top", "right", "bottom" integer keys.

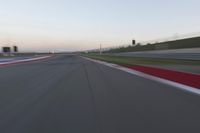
[
  {"left": 0, "top": 56, "right": 52, "bottom": 66},
  {"left": 82, "top": 57, "right": 200, "bottom": 95}
]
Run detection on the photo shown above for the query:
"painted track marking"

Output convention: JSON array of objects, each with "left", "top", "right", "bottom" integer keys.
[{"left": 82, "top": 57, "right": 200, "bottom": 96}]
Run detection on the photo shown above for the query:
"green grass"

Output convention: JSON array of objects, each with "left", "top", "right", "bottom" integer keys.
[{"left": 83, "top": 54, "right": 200, "bottom": 66}]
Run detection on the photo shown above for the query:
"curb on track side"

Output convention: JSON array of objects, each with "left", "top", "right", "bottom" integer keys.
[
  {"left": 82, "top": 56, "right": 200, "bottom": 96},
  {"left": 0, "top": 56, "right": 52, "bottom": 67}
]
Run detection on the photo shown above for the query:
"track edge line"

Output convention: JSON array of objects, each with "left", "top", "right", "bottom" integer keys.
[{"left": 81, "top": 56, "right": 200, "bottom": 96}]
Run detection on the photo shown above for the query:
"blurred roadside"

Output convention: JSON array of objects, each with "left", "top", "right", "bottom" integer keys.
[
  {"left": 113, "top": 47, "right": 200, "bottom": 60},
  {"left": 82, "top": 54, "right": 200, "bottom": 75},
  {"left": 145, "top": 64, "right": 200, "bottom": 74},
  {"left": 0, "top": 53, "right": 53, "bottom": 63}
]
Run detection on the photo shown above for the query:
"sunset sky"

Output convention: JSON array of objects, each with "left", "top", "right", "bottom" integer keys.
[{"left": 0, "top": 0, "right": 200, "bottom": 52}]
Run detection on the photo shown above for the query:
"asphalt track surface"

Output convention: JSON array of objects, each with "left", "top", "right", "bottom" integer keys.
[{"left": 0, "top": 55, "right": 200, "bottom": 133}]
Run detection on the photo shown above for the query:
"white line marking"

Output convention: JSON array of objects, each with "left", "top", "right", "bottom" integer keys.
[
  {"left": 82, "top": 57, "right": 200, "bottom": 95},
  {"left": 0, "top": 56, "right": 51, "bottom": 65}
]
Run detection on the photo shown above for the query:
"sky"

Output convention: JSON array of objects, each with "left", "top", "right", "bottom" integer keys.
[{"left": 0, "top": 0, "right": 200, "bottom": 52}]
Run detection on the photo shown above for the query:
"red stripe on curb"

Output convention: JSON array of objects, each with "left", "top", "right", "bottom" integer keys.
[{"left": 125, "top": 65, "right": 200, "bottom": 89}]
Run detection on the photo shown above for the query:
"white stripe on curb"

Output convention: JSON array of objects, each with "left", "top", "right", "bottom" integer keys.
[
  {"left": 0, "top": 56, "right": 52, "bottom": 65},
  {"left": 82, "top": 57, "right": 200, "bottom": 96}
]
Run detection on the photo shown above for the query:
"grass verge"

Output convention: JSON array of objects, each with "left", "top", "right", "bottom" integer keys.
[{"left": 82, "top": 54, "right": 200, "bottom": 66}]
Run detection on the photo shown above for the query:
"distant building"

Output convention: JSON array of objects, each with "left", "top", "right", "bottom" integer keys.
[
  {"left": 13, "top": 46, "right": 18, "bottom": 52},
  {"left": 2, "top": 47, "right": 11, "bottom": 53},
  {"left": 132, "top": 40, "right": 136, "bottom": 45}
]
